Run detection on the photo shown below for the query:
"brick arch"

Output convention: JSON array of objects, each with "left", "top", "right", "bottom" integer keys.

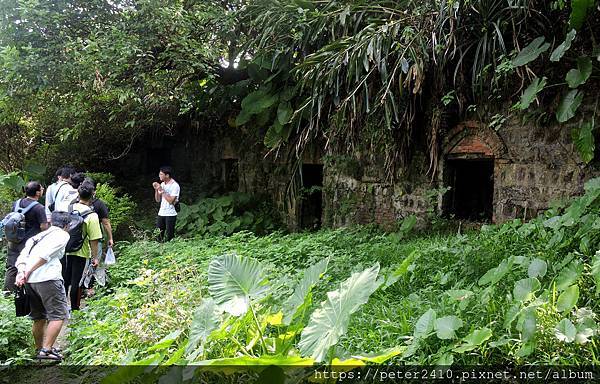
[{"left": 443, "top": 121, "right": 507, "bottom": 158}]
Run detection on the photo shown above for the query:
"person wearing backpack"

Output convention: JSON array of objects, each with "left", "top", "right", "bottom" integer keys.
[
  {"left": 54, "top": 171, "right": 84, "bottom": 213},
  {"left": 14, "top": 211, "right": 71, "bottom": 361},
  {"left": 3, "top": 182, "right": 48, "bottom": 293},
  {"left": 152, "top": 166, "right": 180, "bottom": 242},
  {"left": 62, "top": 183, "right": 102, "bottom": 311},
  {"left": 44, "top": 166, "right": 71, "bottom": 220}
]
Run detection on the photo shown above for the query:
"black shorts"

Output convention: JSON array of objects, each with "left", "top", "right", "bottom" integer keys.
[{"left": 26, "top": 280, "right": 69, "bottom": 321}]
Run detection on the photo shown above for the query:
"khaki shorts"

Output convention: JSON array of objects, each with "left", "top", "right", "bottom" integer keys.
[{"left": 26, "top": 280, "right": 69, "bottom": 321}]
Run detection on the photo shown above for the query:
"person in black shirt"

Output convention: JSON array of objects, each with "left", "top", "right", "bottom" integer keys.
[{"left": 3, "top": 181, "right": 49, "bottom": 292}]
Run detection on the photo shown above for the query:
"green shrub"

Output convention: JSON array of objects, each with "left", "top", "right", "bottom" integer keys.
[
  {"left": 175, "top": 192, "right": 281, "bottom": 237},
  {"left": 94, "top": 181, "right": 136, "bottom": 234},
  {"left": 0, "top": 295, "right": 33, "bottom": 364}
]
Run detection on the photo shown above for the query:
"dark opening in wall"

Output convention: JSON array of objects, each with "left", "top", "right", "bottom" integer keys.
[
  {"left": 221, "top": 159, "right": 239, "bottom": 192},
  {"left": 146, "top": 148, "right": 172, "bottom": 175},
  {"left": 299, "top": 164, "right": 323, "bottom": 230},
  {"left": 444, "top": 159, "right": 494, "bottom": 221}
]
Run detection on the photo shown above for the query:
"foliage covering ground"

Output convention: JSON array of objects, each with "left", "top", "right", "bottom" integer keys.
[{"left": 47, "top": 178, "right": 600, "bottom": 380}]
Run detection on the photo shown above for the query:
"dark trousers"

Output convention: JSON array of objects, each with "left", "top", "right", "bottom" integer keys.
[
  {"left": 156, "top": 215, "right": 177, "bottom": 242},
  {"left": 63, "top": 254, "right": 87, "bottom": 310},
  {"left": 3, "top": 244, "right": 24, "bottom": 293}
]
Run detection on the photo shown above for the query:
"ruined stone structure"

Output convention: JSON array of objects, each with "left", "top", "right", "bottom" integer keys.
[{"left": 119, "top": 114, "right": 595, "bottom": 231}]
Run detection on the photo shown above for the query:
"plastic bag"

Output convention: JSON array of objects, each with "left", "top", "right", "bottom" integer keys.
[
  {"left": 105, "top": 247, "right": 116, "bottom": 265},
  {"left": 94, "top": 265, "right": 107, "bottom": 286},
  {"left": 80, "top": 262, "right": 95, "bottom": 288}
]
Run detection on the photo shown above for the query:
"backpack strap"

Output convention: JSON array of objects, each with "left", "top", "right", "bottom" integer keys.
[
  {"left": 26, "top": 228, "right": 56, "bottom": 255},
  {"left": 12, "top": 199, "right": 22, "bottom": 213},
  {"left": 16, "top": 199, "right": 41, "bottom": 215},
  {"left": 53, "top": 182, "right": 67, "bottom": 201}
]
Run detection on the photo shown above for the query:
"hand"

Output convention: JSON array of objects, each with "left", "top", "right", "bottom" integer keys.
[
  {"left": 15, "top": 272, "right": 26, "bottom": 287},
  {"left": 92, "top": 258, "right": 99, "bottom": 267},
  {"left": 152, "top": 182, "right": 160, "bottom": 190},
  {"left": 108, "top": 239, "right": 114, "bottom": 248}
]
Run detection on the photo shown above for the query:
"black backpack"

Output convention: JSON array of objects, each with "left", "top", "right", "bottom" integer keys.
[
  {"left": 65, "top": 203, "right": 94, "bottom": 253},
  {"left": 1, "top": 199, "right": 41, "bottom": 243}
]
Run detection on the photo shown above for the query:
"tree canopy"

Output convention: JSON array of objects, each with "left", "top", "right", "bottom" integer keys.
[{"left": 0, "top": 0, "right": 598, "bottom": 175}]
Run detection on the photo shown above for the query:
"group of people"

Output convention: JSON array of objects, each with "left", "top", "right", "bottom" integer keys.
[
  {"left": 3, "top": 166, "right": 113, "bottom": 361},
  {"left": 1, "top": 165, "right": 180, "bottom": 361}
]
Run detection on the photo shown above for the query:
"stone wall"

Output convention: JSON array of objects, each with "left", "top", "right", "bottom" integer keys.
[{"left": 116, "top": 113, "right": 598, "bottom": 230}]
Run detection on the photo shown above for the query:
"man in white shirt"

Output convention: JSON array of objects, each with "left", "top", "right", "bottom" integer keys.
[
  {"left": 44, "top": 167, "right": 70, "bottom": 220},
  {"left": 15, "top": 211, "right": 71, "bottom": 361},
  {"left": 152, "top": 166, "right": 180, "bottom": 241},
  {"left": 54, "top": 172, "right": 84, "bottom": 212}
]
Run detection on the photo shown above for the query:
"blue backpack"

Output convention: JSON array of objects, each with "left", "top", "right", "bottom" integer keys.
[{"left": 0, "top": 199, "right": 41, "bottom": 243}]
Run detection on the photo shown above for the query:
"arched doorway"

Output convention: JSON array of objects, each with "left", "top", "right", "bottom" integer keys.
[{"left": 442, "top": 121, "right": 507, "bottom": 222}]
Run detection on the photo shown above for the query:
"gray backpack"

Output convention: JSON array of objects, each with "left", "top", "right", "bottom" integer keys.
[{"left": 0, "top": 199, "right": 41, "bottom": 243}]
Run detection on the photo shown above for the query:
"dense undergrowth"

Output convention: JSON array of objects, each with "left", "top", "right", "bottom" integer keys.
[
  {"left": 54, "top": 178, "right": 600, "bottom": 380},
  {"left": 4, "top": 179, "right": 600, "bottom": 381}
]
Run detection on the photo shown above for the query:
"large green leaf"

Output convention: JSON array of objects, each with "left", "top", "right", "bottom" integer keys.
[
  {"left": 551, "top": 29, "right": 577, "bottom": 62},
  {"left": 351, "top": 347, "right": 404, "bottom": 363},
  {"left": 240, "top": 89, "right": 279, "bottom": 115},
  {"left": 516, "top": 307, "right": 537, "bottom": 342},
  {"left": 282, "top": 258, "right": 329, "bottom": 325},
  {"left": 528, "top": 258, "right": 548, "bottom": 279},
  {"left": 434, "top": 316, "right": 463, "bottom": 340},
  {"left": 555, "top": 259, "right": 583, "bottom": 291},
  {"left": 557, "top": 285, "right": 580, "bottom": 313},
  {"left": 207, "top": 254, "right": 269, "bottom": 316},
  {"left": 414, "top": 308, "right": 437, "bottom": 339},
  {"left": 556, "top": 89, "right": 584, "bottom": 123},
  {"left": 298, "top": 264, "right": 382, "bottom": 362},
  {"left": 453, "top": 328, "right": 492, "bottom": 353},
  {"left": 512, "top": 37, "right": 550, "bottom": 67},
  {"left": 555, "top": 318, "right": 577, "bottom": 342},
  {"left": 569, "top": 0, "right": 595, "bottom": 30},
  {"left": 277, "top": 102, "right": 293, "bottom": 125},
  {"left": 513, "top": 278, "right": 541, "bottom": 302},
  {"left": 518, "top": 77, "right": 547, "bottom": 110},
  {"left": 571, "top": 120, "right": 595, "bottom": 164},
  {"left": 185, "top": 299, "right": 221, "bottom": 361},
  {"left": 566, "top": 57, "right": 592, "bottom": 88},
  {"left": 478, "top": 258, "right": 512, "bottom": 286}
]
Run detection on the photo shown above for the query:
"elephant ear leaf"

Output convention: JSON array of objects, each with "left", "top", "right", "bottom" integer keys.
[
  {"left": 512, "top": 37, "right": 550, "bottom": 67},
  {"left": 566, "top": 57, "right": 592, "bottom": 88},
  {"left": 208, "top": 254, "right": 269, "bottom": 317},
  {"left": 282, "top": 258, "right": 329, "bottom": 325},
  {"left": 518, "top": 77, "right": 547, "bottom": 110},
  {"left": 298, "top": 264, "right": 382, "bottom": 362},
  {"left": 550, "top": 29, "right": 576, "bottom": 62},
  {"left": 556, "top": 89, "right": 584, "bottom": 123}
]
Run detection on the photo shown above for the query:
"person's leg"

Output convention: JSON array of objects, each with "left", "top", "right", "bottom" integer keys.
[
  {"left": 43, "top": 320, "right": 64, "bottom": 350},
  {"left": 39, "top": 280, "right": 69, "bottom": 351},
  {"left": 69, "top": 256, "right": 86, "bottom": 310},
  {"left": 32, "top": 320, "right": 46, "bottom": 349},
  {"left": 63, "top": 255, "right": 73, "bottom": 298},
  {"left": 156, "top": 215, "right": 166, "bottom": 242},
  {"left": 165, "top": 216, "right": 176, "bottom": 241},
  {"left": 3, "top": 247, "right": 19, "bottom": 292},
  {"left": 27, "top": 282, "right": 47, "bottom": 350}
]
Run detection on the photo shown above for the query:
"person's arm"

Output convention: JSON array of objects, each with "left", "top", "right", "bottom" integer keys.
[
  {"left": 90, "top": 239, "right": 99, "bottom": 267},
  {"left": 101, "top": 218, "right": 114, "bottom": 247},
  {"left": 162, "top": 192, "right": 177, "bottom": 204},
  {"left": 15, "top": 256, "right": 48, "bottom": 286},
  {"left": 153, "top": 182, "right": 162, "bottom": 203},
  {"left": 162, "top": 183, "right": 180, "bottom": 204}
]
